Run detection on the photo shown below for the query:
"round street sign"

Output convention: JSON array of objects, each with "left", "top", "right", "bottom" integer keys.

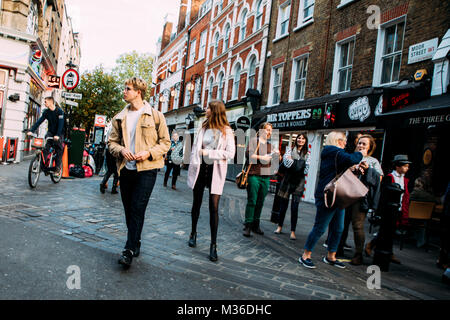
[
  {"left": 94, "top": 115, "right": 107, "bottom": 128},
  {"left": 62, "top": 69, "right": 80, "bottom": 90}
]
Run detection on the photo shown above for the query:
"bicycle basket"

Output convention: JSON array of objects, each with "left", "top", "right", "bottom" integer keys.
[{"left": 32, "top": 138, "right": 44, "bottom": 148}]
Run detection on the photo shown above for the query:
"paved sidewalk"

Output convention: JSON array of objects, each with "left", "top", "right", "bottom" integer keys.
[{"left": 0, "top": 161, "right": 449, "bottom": 300}]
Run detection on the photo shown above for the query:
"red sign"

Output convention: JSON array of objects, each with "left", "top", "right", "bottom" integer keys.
[
  {"left": 62, "top": 69, "right": 80, "bottom": 90},
  {"left": 94, "top": 115, "right": 106, "bottom": 127}
]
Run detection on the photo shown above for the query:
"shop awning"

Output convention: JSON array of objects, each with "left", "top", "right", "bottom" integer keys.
[{"left": 376, "top": 93, "right": 450, "bottom": 128}]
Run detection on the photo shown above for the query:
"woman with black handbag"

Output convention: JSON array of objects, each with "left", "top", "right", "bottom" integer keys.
[{"left": 274, "top": 133, "right": 309, "bottom": 240}]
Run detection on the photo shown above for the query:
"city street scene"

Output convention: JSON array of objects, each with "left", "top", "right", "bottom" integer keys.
[{"left": 0, "top": 0, "right": 449, "bottom": 309}]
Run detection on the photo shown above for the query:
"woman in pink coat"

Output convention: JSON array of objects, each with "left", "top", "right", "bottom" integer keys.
[{"left": 187, "top": 100, "right": 235, "bottom": 262}]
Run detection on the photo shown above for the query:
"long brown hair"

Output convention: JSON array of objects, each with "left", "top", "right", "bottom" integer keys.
[
  {"left": 202, "top": 100, "right": 230, "bottom": 135},
  {"left": 358, "top": 134, "right": 376, "bottom": 157},
  {"left": 293, "top": 132, "right": 308, "bottom": 157}
]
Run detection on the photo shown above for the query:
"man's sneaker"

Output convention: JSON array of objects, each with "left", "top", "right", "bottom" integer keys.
[
  {"left": 118, "top": 250, "right": 133, "bottom": 268},
  {"left": 323, "top": 256, "right": 346, "bottom": 269},
  {"left": 323, "top": 243, "right": 328, "bottom": 248},
  {"left": 133, "top": 241, "right": 141, "bottom": 257},
  {"left": 299, "top": 257, "right": 316, "bottom": 269}
]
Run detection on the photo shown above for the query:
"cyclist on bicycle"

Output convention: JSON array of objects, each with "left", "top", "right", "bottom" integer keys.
[{"left": 27, "top": 96, "right": 65, "bottom": 175}]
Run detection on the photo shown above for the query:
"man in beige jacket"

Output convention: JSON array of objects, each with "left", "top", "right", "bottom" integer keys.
[{"left": 108, "top": 77, "right": 170, "bottom": 268}]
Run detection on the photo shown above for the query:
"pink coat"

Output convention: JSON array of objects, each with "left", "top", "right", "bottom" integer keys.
[{"left": 187, "top": 127, "right": 236, "bottom": 195}]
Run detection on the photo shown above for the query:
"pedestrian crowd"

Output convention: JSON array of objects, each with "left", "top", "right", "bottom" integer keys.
[{"left": 100, "top": 77, "right": 449, "bottom": 285}]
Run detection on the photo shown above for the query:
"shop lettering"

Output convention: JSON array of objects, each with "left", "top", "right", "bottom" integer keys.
[
  {"left": 267, "top": 109, "right": 312, "bottom": 123},
  {"left": 409, "top": 114, "right": 450, "bottom": 125},
  {"left": 391, "top": 93, "right": 410, "bottom": 107}
]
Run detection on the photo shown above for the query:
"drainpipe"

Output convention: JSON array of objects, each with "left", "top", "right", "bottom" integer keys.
[
  {"left": 180, "top": 28, "right": 191, "bottom": 110},
  {"left": 319, "top": 0, "right": 334, "bottom": 95}
]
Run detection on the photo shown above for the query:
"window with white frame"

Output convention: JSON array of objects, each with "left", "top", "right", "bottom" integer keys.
[
  {"left": 217, "top": 72, "right": 225, "bottom": 101},
  {"left": 379, "top": 20, "right": 405, "bottom": 85},
  {"left": 233, "top": 64, "right": 241, "bottom": 99},
  {"left": 213, "top": 33, "right": 219, "bottom": 58},
  {"left": 217, "top": 0, "right": 223, "bottom": 14},
  {"left": 271, "top": 65, "right": 283, "bottom": 105},
  {"left": 184, "top": 87, "right": 191, "bottom": 106},
  {"left": 255, "top": 0, "right": 263, "bottom": 31},
  {"left": 208, "top": 77, "right": 214, "bottom": 102},
  {"left": 291, "top": 56, "right": 308, "bottom": 101},
  {"left": 193, "top": 78, "right": 201, "bottom": 104},
  {"left": 277, "top": 2, "right": 290, "bottom": 38},
  {"left": 224, "top": 24, "right": 231, "bottom": 50},
  {"left": 248, "top": 56, "right": 257, "bottom": 90},
  {"left": 240, "top": 9, "right": 248, "bottom": 41},
  {"left": 200, "top": 0, "right": 212, "bottom": 17},
  {"left": 27, "top": 1, "right": 39, "bottom": 36},
  {"left": 298, "top": 0, "right": 314, "bottom": 26},
  {"left": 199, "top": 30, "right": 207, "bottom": 60},
  {"left": 174, "top": 88, "right": 180, "bottom": 110},
  {"left": 334, "top": 39, "right": 355, "bottom": 93},
  {"left": 189, "top": 39, "right": 196, "bottom": 66}
]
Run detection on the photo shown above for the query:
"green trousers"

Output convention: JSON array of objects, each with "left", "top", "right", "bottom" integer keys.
[{"left": 245, "top": 175, "right": 270, "bottom": 224}]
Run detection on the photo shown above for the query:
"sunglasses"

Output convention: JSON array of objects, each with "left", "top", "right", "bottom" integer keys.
[{"left": 124, "top": 86, "right": 134, "bottom": 92}]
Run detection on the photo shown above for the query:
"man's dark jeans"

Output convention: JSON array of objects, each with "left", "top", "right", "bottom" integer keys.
[
  {"left": 44, "top": 134, "right": 64, "bottom": 170},
  {"left": 119, "top": 168, "right": 157, "bottom": 253}
]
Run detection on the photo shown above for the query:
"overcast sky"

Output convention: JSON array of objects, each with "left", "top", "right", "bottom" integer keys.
[{"left": 65, "top": 0, "right": 181, "bottom": 73}]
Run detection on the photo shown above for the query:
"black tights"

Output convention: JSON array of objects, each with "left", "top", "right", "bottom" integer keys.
[{"left": 191, "top": 164, "right": 220, "bottom": 244}]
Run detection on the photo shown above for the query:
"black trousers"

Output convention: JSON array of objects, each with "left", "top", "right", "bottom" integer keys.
[
  {"left": 119, "top": 168, "right": 157, "bottom": 253},
  {"left": 44, "top": 134, "right": 64, "bottom": 169},
  {"left": 164, "top": 162, "right": 181, "bottom": 186},
  {"left": 191, "top": 163, "right": 220, "bottom": 244},
  {"left": 101, "top": 149, "right": 119, "bottom": 188}
]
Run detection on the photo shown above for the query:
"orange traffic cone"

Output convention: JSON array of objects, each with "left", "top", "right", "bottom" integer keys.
[{"left": 62, "top": 145, "right": 71, "bottom": 179}]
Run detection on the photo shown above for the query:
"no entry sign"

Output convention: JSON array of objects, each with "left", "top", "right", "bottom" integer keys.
[{"left": 62, "top": 69, "right": 80, "bottom": 90}]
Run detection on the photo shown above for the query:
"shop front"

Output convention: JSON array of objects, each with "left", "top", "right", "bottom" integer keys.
[
  {"left": 376, "top": 93, "right": 450, "bottom": 204},
  {"left": 252, "top": 87, "right": 386, "bottom": 203}
]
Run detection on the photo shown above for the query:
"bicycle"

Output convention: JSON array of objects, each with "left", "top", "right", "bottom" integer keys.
[{"left": 27, "top": 133, "right": 63, "bottom": 188}]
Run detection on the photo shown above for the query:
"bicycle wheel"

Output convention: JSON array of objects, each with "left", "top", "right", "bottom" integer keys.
[
  {"left": 50, "top": 164, "right": 62, "bottom": 183},
  {"left": 28, "top": 155, "right": 41, "bottom": 188}
]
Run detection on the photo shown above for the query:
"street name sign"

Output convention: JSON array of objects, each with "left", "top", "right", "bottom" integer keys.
[
  {"left": 62, "top": 92, "right": 82, "bottom": 100},
  {"left": 65, "top": 100, "right": 78, "bottom": 107}
]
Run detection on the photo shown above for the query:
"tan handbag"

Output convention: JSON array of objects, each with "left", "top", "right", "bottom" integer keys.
[
  {"left": 324, "top": 152, "right": 369, "bottom": 209},
  {"left": 236, "top": 141, "right": 260, "bottom": 189}
]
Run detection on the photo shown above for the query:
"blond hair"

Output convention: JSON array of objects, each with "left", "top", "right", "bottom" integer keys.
[
  {"left": 325, "top": 131, "right": 347, "bottom": 147},
  {"left": 125, "top": 77, "right": 147, "bottom": 100}
]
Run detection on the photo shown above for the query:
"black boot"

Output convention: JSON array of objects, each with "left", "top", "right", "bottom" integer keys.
[
  {"left": 252, "top": 220, "right": 264, "bottom": 235},
  {"left": 188, "top": 232, "right": 197, "bottom": 247},
  {"left": 133, "top": 241, "right": 141, "bottom": 257},
  {"left": 118, "top": 250, "right": 133, "bottom": 268},
  {"left": 100, "top": 183, "right": 107, "bottom": 194},
  {"left": 209, "top": 243, "right": 218, "bottom": 262},
  {"left": 243, "top": 223, "right": 252, "bottom": 237}
]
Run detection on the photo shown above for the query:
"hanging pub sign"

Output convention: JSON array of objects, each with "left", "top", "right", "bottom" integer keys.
[
  {"left": 29, "top": 49, "right": 43, "bottom": 80},
  {"left": 48, "top": 75, "right": 61, "bottom": 89},
  {"left": 236, "top": 115, "right": 251, "bottom": 130},
  {"left": 381, "top": 82, "right": 430, "bottom": 114}
]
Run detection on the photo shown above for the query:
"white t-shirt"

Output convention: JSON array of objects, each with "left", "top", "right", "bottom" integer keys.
[{"left": 125, "top": 107, "right": 145, "bottom": 170}]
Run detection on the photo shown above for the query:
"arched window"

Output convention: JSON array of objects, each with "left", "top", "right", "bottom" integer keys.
[
  {"left": 240, "top": 9, "right": 248, "bottom": 41},
  {"left": 224, "top": 24, "right": 231, "bottom": 50},
  {"left": 213, "top": 33, "right": 220, "bottom": 57},
  {"left": 233, "top": 63, "right": 241, "bottom": 99},
  {"left": 255, "top": 0, "right": 263, "bottom": 31},
  {"left": 248, "top": 56, "right": 257, "bottom": 90},
  {"left": 217, "top": 72, "right": 225, "bottom": 101},
  {"left": 208, "top": 77, "right": 214, "bottom": 102}
]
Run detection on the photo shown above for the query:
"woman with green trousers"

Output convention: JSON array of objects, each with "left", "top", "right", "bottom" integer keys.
[{"left": 243, "top": 122, "right": 279, "bottom": 237}]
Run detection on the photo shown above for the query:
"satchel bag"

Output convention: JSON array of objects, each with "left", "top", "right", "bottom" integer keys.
[
  {"left": 236, "top": 141, "right": 260, "bottom": 189},
  {"left": 324, "top": 152, "right": 369, "bottom": 209}
]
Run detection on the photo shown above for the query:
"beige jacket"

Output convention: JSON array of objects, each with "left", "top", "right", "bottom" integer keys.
[{"left": 108, "top": 102, "right": 171, "bottom": 175}]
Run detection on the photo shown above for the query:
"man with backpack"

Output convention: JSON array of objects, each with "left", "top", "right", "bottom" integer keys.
[{"left": 108, "top": 77, "right": 170, "bottom": 269}]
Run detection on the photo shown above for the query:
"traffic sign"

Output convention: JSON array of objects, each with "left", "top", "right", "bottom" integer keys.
[
  {"left": 62, "top": 92, "right": 82, "bottom": 100},
  {"left": 62, "top": 69, "right": 80, "bottom": 90},
  {"left": 65, "top": 100, "right": 78, "bottom": 107},
  {"left": 94, "top": 115, "right": 107, "bottom": 127}
]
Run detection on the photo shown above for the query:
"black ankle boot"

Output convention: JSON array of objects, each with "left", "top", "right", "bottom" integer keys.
[
  {"left": 252, "top": 220, "right": 264, "bottom": 235},
  {"left": 243, "top": 223, "right": 252, "bottom": 237},
  {"left": 209, "top": 243, "right": 218, "bottom": 262},
  {"left": 188, "top": 232, "right": 197, "bottom": 247}
]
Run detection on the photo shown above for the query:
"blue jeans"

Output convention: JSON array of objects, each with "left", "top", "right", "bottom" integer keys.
[{"left": 304, "top": 203, "right": 345, "bottom": 253}]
